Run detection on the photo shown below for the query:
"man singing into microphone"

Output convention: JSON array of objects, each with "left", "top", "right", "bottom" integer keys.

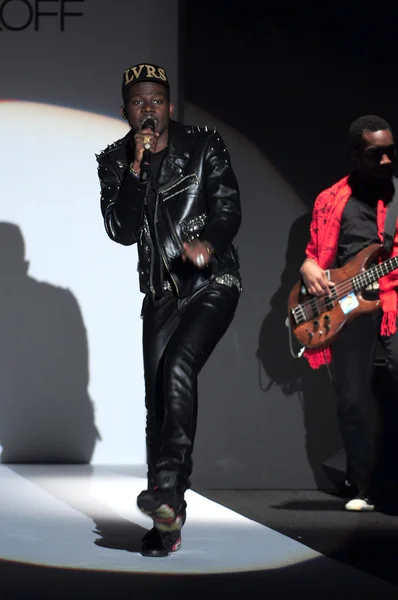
[{"left": 96, "top": 63, "right": 242, "bottom": 557}]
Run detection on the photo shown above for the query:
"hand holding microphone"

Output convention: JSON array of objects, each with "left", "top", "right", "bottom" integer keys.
[{"left": 133, "top": 117, "right": 159, "bottom": 182}]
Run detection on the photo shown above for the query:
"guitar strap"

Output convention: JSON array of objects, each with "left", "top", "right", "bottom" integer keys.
[{"left": 383, "top": 176, "right": 398, "bottom": 253}]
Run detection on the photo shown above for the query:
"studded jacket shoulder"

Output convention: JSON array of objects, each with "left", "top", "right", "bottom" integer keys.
[{"left": 96, "top": 119, "right": 241, "bottom": 297}]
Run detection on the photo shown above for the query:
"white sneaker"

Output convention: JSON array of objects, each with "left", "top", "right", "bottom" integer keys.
[{"left": 345, "top": 496, "right": 375, "bottom": 511}]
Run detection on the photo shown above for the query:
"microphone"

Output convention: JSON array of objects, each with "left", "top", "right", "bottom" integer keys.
[{"left": 140, "top": 117, "right": 156, "bottom": 183}]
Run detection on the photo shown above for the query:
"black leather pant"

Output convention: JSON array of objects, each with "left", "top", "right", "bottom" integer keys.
[{"left": 142, "top": 281, "right": 240, "bottom": 491}]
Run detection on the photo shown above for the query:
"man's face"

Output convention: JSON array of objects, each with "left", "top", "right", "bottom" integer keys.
[
  {"left": 357, "top": 129, "right": 395, "bottom": 180},
  {"left": 123, "top": 82, "right": 174, "bottom": 135}
]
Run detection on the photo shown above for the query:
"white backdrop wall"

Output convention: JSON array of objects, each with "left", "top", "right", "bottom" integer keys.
[{"left": 0, "top": 0, "right": 180, "bottom": 464}]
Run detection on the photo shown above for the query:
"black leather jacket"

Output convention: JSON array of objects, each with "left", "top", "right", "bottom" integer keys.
[{"left": 97, "top": 119, "right": 241, "bottom": 298}]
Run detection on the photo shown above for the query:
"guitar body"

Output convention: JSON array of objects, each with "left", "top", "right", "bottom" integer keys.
[{"left": 287, "top": 244, "right": 384, "bottom": 350}]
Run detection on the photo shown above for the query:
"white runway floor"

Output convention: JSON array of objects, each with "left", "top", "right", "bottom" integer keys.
[{"left": 0, "top": 465, "right": 396, "bottom": 599}]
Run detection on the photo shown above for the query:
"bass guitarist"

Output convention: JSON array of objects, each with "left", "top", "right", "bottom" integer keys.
[{"left": 300, "top": 115, "right": 398, "bottom": 511}]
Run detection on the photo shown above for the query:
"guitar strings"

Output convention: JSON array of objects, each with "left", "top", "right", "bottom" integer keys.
[{"left": 295, "top": 257, "right": 398, "bottom": 318}]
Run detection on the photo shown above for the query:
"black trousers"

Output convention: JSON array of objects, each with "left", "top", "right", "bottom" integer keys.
[
  {"left": 142, "top": 281, "right": 240, "bottom": 492},
  {"left": 331, "top": 310, "right": 398, "bottom": 493}
]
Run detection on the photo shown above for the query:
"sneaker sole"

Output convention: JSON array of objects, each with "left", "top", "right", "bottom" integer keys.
[
  {"left": 345, "top": 501, "right": 375, "bottom": 511},
  {"left": 140, "top": 535, "right": 182, "bottom": 557},
  {"left": 171, "top": 537, "right": 182, "bottom": 552}
]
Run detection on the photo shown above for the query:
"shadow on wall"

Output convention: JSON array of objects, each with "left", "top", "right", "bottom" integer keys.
[
  {"left": 0, "top": 223, "right": 99, "bottom": 463},
  {"left": 185, "top": 102, "right": 342, "bottom": 489},
  {"left": 257, "top": 213, "right": 343, "bottom": 488},
  {"left": 183, "top": 107, "right": 398, "bottom": 488}
]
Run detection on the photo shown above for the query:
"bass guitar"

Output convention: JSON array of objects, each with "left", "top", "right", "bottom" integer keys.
[{"left": 287, "top": 243, "right": 398, "bottom": 350}]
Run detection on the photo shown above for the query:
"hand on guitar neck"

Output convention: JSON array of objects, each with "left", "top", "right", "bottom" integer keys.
[{"left": 300, "top": 258, "right": 335, "bottom": 296}]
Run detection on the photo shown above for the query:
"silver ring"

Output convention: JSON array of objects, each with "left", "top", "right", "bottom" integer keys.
[
  {"left": 196, "top": 254, "right": 205, "bottom": 267},
  {"left": 144, "top": 143, "right": 151, "bottom": 150}
]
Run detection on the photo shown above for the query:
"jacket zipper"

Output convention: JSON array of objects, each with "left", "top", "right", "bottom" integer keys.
[
  {"left": 148, "top": 233, "right": 156, "bottom": 297},
  {"left": 158, "top": 174, "right": 184, "bottom": 195},
  {"left": 154, "top": 192, "right": 180, "bottom": 296},
  {"left": 159, "top": 173, "right": 199, "bottom": 200},
  {"left": 150, "top": 172, "right": 199, "bottom": 296},
  {"left": 141, "top": 214, "right": 156, "bottom": 297}
]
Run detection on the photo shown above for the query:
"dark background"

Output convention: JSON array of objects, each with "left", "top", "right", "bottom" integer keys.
[{"left": 184, "top": 1, "right": 398, "bottom": 206}]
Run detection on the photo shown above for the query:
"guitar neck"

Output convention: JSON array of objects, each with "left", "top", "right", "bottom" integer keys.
[{"left": 352, "top": 255, "right": 398, "bottom": 290}]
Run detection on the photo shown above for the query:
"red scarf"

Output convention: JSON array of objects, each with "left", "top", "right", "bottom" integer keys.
[{"left": 304, "top": 175, "right": 398, "bottom": 369}]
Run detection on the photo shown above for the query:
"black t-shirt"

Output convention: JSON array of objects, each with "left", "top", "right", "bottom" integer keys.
[
  {"left": 336, "top": 175, "right": 393, "bottom": 267},
  {"left": 150, "top": 147, "right": 167, "bottom": 181}
]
